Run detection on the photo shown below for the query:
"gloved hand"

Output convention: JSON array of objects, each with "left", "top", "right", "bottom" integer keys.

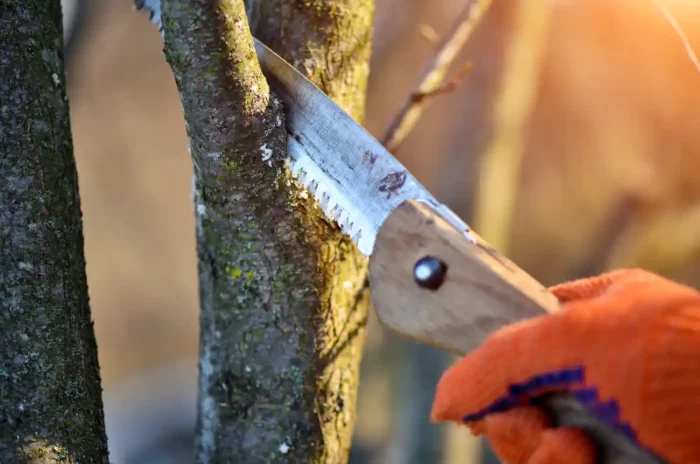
[{"left": 431, "top": 269, "right": 700, "bottom": 464}]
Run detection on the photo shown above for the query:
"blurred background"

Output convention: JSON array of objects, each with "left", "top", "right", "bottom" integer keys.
[{"left": 60, "top": 0, "right": 700, "bottom": 462}]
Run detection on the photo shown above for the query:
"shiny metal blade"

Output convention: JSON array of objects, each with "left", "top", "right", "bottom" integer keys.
[
  {"left": 134, "top": 0, "right": 467, "bottom": 255},
  {"left": 255, "top": 39, "right": 468, "bottom": 255}
]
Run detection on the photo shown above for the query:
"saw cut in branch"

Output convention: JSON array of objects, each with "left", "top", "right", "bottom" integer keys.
[
  {"left": 381, "top": 0, "right": 493, "bottom": 152},
  {"left": 137, "top": 0, "right": 374, "bottom": 462}
]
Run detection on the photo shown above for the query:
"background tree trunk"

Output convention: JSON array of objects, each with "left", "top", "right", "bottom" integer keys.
[
  {"left": 159, "top": 0, "right": 373, "bottom": 462},
  {"left": 0, "top": 1, "right": 108, "bottom": 462}
]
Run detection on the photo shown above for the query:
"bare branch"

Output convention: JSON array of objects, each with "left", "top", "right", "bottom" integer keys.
[
  {"left": 149, "top": 0, "right": 374, "bottom": 461},
  {"left": 409, "top": 63, "right": 472, "bottom": 103},
  {"left": 381, "top": 0, "right": 493, "bottom": 152},
  {"left": 649, "top": 0, "right": 700, "bottom": 75}
]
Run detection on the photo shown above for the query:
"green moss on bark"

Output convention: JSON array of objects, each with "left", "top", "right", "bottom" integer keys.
[
  {"left": 246, "top": 1, "right": 375, "bottom": 460},
  {"left": 160, "top": 0, "right": 373, "bottom": 462},
  {"left": 0, "top": 1, "right": 108, "bottom": 463}
]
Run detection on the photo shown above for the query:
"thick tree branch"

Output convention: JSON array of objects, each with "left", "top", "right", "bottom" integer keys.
[
  {"left": 158, "top": 0, "right": 373, "bottom": 461},
  {"left": 0, "top": 1, "right": 108, "bottom": 462},
  {"left": 246, "top": 0, "right": 375, "bottom": 120},
  {"left": 245, "top": 2, "right": 375, "bottom": 459}
]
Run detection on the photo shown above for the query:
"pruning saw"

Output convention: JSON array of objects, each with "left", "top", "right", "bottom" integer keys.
[
  {"left": 253, "top": 41, "right": 664, "bottom": 464},
  {"left": 136, "top": 2, "right": 664, "bottom": 462}
]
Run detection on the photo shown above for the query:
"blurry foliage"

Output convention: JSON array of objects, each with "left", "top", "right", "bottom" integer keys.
[
  {"left": 509, "top": 0, "right": 700, "bottom": 288},
  {"left": 472, "top": 0, "right": 552, "bottom": 252}
]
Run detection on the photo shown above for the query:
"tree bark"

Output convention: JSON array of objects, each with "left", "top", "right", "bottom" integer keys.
[
  {"left": 159, "top": 0, "right": 373, "bottom": 462},
  {"left": 0, "top": 1, "right": 108, "bottom": 463},
  {"left": 245, "top": 0, "right": 374, "bottom": 119}
]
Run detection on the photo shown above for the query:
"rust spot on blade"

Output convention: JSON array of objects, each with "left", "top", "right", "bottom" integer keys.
[
  {"left": 378, "top": 171, "right": 407, "bottom": 199},
  {"left": 363, "top": 151, "right": 378, "bottom": 165},
  {"left": 286, "top": 127, "right": 303, "bottom": 145}
]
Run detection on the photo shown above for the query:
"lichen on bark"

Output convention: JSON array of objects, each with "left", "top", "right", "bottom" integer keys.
[
  {"left": 159, "top": 0, "right": 373, "bottom": 462},
  {"left": 0, "top": 1, "right": 108, "bottom": 462}
]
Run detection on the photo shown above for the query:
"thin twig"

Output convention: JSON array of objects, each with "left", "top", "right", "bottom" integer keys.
[
  {"left": 381, "top": 0, "right": 493, "bottom": 152},
  {"left": 410, "top": 64, "right": 472, "bottom": 102},
  {"left": 649, "top": 0, "right": 700, "bottom": 75}
]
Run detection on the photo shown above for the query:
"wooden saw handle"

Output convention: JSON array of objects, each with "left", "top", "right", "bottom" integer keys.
[{"left": 368, "top": 199, "right": 665, "bottom": 464}]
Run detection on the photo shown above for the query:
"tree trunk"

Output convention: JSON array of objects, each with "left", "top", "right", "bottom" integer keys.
[
  {"left": 0, "top": 1, "right": 108, "bottom": 462},
  {"left": 159, "top": 0, "right": 373, "bottom": 462}
]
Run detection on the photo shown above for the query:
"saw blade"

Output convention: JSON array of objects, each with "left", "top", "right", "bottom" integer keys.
[
  {"left": 255, "top": 41, "right": 445, "bottom": 255},
  {"left": 135, "top": 0, "right": 471, "bottom": 255},
  {"left": 134, "top": 0, "right": 163, "bottom": 31}
]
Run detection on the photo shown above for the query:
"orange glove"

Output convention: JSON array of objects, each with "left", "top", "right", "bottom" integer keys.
[{"left": 431, "top": 269, "right": 700, "bottom": 464}]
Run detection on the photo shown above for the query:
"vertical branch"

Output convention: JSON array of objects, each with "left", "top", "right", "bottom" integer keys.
[
  {"left": 0, "top": 1, "right": 108, "bottom": 462},
  {"left": 246, "top": 0, "right": 375, "bottom": 121},
  {"left": 247, "top": 0, "right": 375, "bottom": 459},
  {"left": 158, "top": 0, "right": 374, "bottom": 461},
  {"left": 472, "top": 0, "right": 552, "bottom": 252}
]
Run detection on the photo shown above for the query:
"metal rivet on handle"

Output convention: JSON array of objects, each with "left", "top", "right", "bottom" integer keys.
[{"left": 414, "top": 256, "right": 448, "bottom": 290}]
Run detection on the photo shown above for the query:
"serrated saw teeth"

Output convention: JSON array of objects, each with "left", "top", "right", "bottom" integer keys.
[
  {"left": 135, "top": 0, "right": 163, "bottom": 30},
  {"left": 137, "top": 4, "right": 435, "bottom": 256},
  {"left": 290, "top": 161, "right": 302, "bottom": 177},
  {"left": 320, "top": 192, "right": 331, "bottom": 210},
  {"left": 289, "top": 167, "right": 370, "bottom": 250},
  {"left": 308, "top": 180, "right": 319, "bottom": 195},
  {"left": 337, "top": 210, "right": 349, "bottom": 227},
  {"left": 288, "top": 172, "right": 360, "bottom": 239}
]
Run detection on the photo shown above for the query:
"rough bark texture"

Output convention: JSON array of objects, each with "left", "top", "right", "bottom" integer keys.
[
  {"left": 159, "top": 0, "right": 373, "bottom": 462},
  {"left": 245, "top": 0, "right": 374, "bottom": 119},
  {"left": 0, "top": 1, "right": 109, "bottom": 463}
]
